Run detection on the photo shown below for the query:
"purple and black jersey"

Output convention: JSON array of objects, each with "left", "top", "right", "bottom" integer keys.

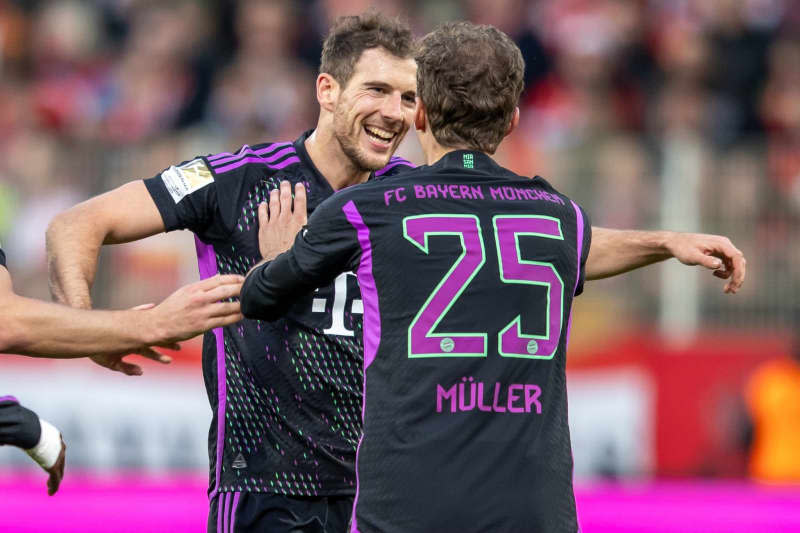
[
  {"left": 143, "top": 131, "right": 413, "bottom": 501},
  {"left": 241, "top": 151, "right": 591, "bottom": 532},
  {"left": 0, "top": 396, "right": 40, "bottom": 449}
]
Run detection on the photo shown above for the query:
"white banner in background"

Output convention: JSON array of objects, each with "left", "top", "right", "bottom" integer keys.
[{"left": 0, "top": 365, "right": 210, "bottom": 472}]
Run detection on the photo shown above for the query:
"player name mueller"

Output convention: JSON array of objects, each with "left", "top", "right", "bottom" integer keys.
[{"left": 436, "top": 377, "right": 542, "bottom": 414}]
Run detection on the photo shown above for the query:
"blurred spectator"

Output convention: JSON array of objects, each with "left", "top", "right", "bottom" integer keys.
[{"left": 745, "top": 333, "right": 800, "bottom": 482}]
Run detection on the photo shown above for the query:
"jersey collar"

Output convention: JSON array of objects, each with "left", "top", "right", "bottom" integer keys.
[
  {"left": 433, "top": 150, "right": 505, "bottom": 174},
  {"left": 294, "top": 129, "right": 336, "bottom": 197}
]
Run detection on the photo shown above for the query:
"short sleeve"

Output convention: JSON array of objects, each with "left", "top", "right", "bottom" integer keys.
[
  {"left": 143, "top": 155, "right": 255, "bottom": 241},
  {"left": 573, "top": 203, "right": 592, "bottom": 297}
]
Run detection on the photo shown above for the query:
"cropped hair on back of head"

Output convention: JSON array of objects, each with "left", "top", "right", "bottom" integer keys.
[
  {"left": 415, "top": 21, "right": 525, "bottom": 154},
  {"left": 320, "top": 11, "right": 414, "bottom": 87}
]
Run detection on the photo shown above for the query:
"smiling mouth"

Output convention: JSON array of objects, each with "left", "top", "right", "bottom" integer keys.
[{"left": 364, "top": 125, "right": 396, "bottom": 144}]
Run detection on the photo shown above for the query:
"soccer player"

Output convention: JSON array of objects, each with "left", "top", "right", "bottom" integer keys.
[
  {"left": 238, "top": 22, "right": 743, "bottom": 532},
  {"left": 0, "top": 245, "right": 243, "bottom": 494},
  {"left": 46, "top": 11, "right": 744, "bottom": 533}
]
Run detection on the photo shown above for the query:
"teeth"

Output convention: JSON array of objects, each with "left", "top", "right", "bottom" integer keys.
[{"left": 365, "top": 125, "right": 394, "bottom": 141}]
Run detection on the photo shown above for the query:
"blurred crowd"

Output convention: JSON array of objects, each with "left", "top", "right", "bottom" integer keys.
[{"left": 0, "top": 0, "right": 797, "bottom": 334}]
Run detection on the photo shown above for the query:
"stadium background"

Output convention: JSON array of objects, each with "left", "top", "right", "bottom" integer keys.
[{"left": 0, "top": 0, "right": 799, "bottom": 531}]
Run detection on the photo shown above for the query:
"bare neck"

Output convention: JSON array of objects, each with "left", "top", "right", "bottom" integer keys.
[
  {"left": 304, "top": 128, "right": 371, "bottom": 191},
  {"left": 420, "top": 131, "right": 476, "bottom": 165}
]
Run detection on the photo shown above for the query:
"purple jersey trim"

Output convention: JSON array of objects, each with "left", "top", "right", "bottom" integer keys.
[
  {"left": 210, "top": 145, "right": 295, "bottom": 169},
  {"left": 565, "top": 201, "right": 585, "bottom": 347},
  {"left": 213, "top": 152, "right": 299, "bottom": 174},
  {"left": 374, "top": 158, "right": 414, "bottom": 177},
  {"left": 207, "top": 142, "right": 291, "bottom": 162},
  {"left": 223, "top": 491, "right": 232, "bottom": 533},
  {"left": 0, "top": 396, "right": 18, "bottom": 404},
  {"left": 216, "top": 493, "right": 224, "bottom": 533},
  {"left": 195, "top": 236, "right": 227, "bottom": 503},
  {"left": 230, "top": 492, "right": 241, "bottom": 532},
  {"left": 341, "top": 200, "right": 381, "bottom": 533},
  {"left": 571, "top": 200, "right": 585, "bottom": 296}
]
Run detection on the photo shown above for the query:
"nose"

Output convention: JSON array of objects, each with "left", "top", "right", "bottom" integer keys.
[{"left": 380, "top": 91, "right": 403, "bottom": 123}]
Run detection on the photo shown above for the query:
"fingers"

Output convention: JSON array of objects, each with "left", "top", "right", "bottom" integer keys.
[
  {"left": 258, "top": 201, "right": 268, "bottom": 228},
  {"left": 194, "top": 274, "right": 245, "bottom": 292},
  {"left": 47, "top": 438, "right": 66, "bottom": 496},
  {"left": 204, "top": 301, "right": 242, "bottom": 318},
  {"left": 294, "top": 182, "right": 307, "bottom": 224},
  {"left": 268, "top": 187, "right": 280, "bottom": 221},
  {"left": 279, "top": 180, "right": 292, "bottom": 221},
  {"left": 136, "top": 347, "right": 173, "bottom": 365},
  {"left": 114, "top": 360, "right": 143, "bottom": 376},
  {"left": 206, "top": 312, "right": 245, "bottom": 329},
  {"left": 696, "top": 253, "right": 723, "bottom": 271},
  {"left": 202, "top": 282, "right": 243, "bottom": 303}
]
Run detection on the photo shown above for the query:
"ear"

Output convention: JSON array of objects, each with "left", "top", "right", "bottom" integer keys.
[
  {"left": 316, "top": 73, "right": 339, "bottom": 112},
  {"left": 414, "top": 99, "right": 427, "bottom": 132},
  {"left": 504, "top": 107, "right": 520, "bottom": 138}
]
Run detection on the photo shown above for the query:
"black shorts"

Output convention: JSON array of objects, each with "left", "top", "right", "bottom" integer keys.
[{"left": 208, "top": 492, "right": 354, "bottom": 533}]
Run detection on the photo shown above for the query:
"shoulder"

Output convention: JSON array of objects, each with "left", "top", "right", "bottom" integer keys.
[
  {"left": 203, "top": 142, "right": 302, "bottom": 179},
  {"left": 374, "top": 155, "right": 416, "bottom": 178}
]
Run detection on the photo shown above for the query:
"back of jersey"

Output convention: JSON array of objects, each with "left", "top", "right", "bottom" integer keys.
[{"left": 345, "top": 151, "right": 590, "bottom": 533}]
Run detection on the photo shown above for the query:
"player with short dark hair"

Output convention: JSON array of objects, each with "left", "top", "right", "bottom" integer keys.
[{"left": 239, "top": 21, "right": 744, "bottom": 532}]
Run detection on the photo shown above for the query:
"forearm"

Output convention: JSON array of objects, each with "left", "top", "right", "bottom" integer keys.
[
  {"left": 241, "top": 255, "right": 316, "bottom": 321},
  {"left": 0, "top": 294, "right": 154, "bottom": 357},
  {"left": 585, "top": 227, "right": 674, "bottom": 280},
  {"left": 46, "top": 208, "right": 105, "bottom": 308}
]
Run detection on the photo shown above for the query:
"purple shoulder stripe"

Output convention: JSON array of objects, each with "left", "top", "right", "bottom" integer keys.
[
  {"left": 0, "top": 395, "right": 19, "bottom": 404},
  {"left": 375, "top": 157, "right": 415, "bottom": 177},
  {"left": 208, "top": 142, "right": 291, "bottom": 163}
]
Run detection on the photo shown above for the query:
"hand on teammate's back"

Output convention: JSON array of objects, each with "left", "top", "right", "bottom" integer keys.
[
  {"left": 666, "top": 232, "right": 746, "bottom": 294},
  {"left": 258, "top": 181, "right": 307, "bottom": 262},
  {"left": 89, "top": 274, "right": 244, "bottom": 375}
]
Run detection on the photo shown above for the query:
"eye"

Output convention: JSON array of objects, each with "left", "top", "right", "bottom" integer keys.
[
  {"left": 368, "top": 87, "right": 385, "bottom": 94},
  {"left": 402, "top": 94, "right": 416, "bottom": 105}
]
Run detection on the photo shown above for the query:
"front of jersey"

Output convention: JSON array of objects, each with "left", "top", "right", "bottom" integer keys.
[
  {"left": 143, "top": 131, "right": 412, "bottom": 499},
  {"left": 242, "top": 151, "right": 591, "bottom": 532}
]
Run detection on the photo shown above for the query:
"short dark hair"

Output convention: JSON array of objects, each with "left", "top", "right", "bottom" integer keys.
[
  {"left": 415, "top": 22, "right": 525, "bottom": 153},
  {"left": 320, "top": 11, "right": 414, "bottom": 87}
]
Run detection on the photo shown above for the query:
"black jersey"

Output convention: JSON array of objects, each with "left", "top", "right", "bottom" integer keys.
[
  {"left": 0, "top": 396, "right": 40, "bottom": 449},
  {"left": 241, "top": 151, "right": 591, "bottom": 532},
  {"left": 0, "top": 247, "right": 5, "bottom": 267},
  {"left": 144, "top": 131, "right": 412, "bottom": 499}
]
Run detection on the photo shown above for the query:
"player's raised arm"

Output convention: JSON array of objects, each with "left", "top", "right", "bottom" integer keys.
[
  {"left": 0, "top": 262, "right": 243, "bottom": 364},
  {"left": 586, "top": 227, "right": 746, "bottom": 293},
  {"left": 46, "top": 180, "right": 167, "bottom": 309}
]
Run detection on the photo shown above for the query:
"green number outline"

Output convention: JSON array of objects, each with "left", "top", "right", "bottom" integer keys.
[
  {"left": 493, "top": 215, "right": 565, "bottom": 360},
  {"left": 403, "top": 214, "right": 487, "bottom": 358}
]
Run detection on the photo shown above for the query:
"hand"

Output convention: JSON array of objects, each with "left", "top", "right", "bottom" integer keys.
[
  {"left": 89, "top": 346, "right": 174, "bottom": 376},
  {"left": 147, "top": 274, "right": 245, "bottom": 344},
  {"left": 46, "top": 436, "right": 66, "bottom": 496},
  {"left": 258, "top": 181, "right": 307, "bottom": 262},
  {"left": 665, "top": 232, "right": 746, "bottom": 294}
]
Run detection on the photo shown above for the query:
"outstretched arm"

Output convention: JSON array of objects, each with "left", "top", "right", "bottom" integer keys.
[
  {"left": 586, "top": 227, "right": 746, "bottom": 293},
  {"left": 0, "top": 266, "right": 243, "bottom": 365}
]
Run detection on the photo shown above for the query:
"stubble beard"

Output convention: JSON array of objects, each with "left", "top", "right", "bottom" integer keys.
[{"left": 333, "top": 106, "right": 390, "bottom": 173}]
